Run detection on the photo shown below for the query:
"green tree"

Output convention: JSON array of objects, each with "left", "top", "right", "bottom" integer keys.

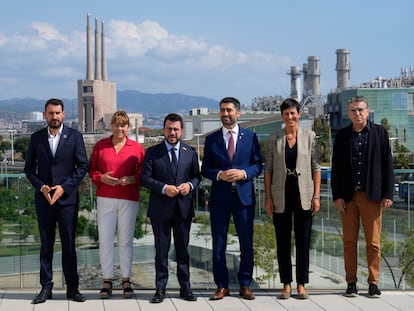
[
  {"left": 393, "top": 140, "right": 410, "bottom": 169},
  {"left": 399, "top": 229, "right": 414, "bottom": 287},
  {"left": 0, "top": 135, "right": 11, "bottom": 154},
  {"left": 14, "top": 137, "right": 30, "bottom": 160},
  {"left": 313, "top": 117, "right": 331, "bottom": 163},
  {"left": 381, "top": 118, "right": 391, "bottom": 133},
  {"left": 253, "top": 219, "right": 277, "bottom": 284}
]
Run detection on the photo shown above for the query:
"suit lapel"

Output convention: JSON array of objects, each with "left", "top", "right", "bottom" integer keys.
[
  {"left": 233, "top": 128, "right": 245, "bottom": 161},
  {"left": 54, "top": 125, "right": 68, "bottom": 158},
  {"left": 41, "top": 128, "right": 54, "bottom": 158}
]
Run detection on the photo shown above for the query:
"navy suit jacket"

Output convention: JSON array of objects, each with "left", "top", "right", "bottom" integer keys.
[
  {"left": 24, "top": 125, "right": 89, "bottom": 206},
  {"left": 141, "top": 141, "right": 201, "bottom": 220},
  {"left": 201, "top": 127, "right": 262, "bottom": 207},
  {"left": 331, "top": 121, "right": 394, "bottom": 203}
]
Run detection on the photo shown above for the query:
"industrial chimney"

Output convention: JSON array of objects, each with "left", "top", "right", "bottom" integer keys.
[
  {"left": 336, "top": 49, "right": 350, "bottom": 91},
  {"left": 288, "top": 66, "right": 302, "bottom": 101}
]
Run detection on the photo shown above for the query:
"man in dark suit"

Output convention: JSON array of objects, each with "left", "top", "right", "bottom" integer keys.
[
  {"left": 331, "top": 95, "right": 394, "bottom": 298},
  {"left": 201, "top": 97, "right": 262, "bottom": 300},
  {"left": 141, "top": 113, "right": 201, "bottom": 303},
  {"left": 24, "top": 98, "right": 88, "bottom": 304}
]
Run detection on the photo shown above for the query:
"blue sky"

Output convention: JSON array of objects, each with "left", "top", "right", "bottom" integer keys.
[{"left": 0, "top": 0, "right": 413, "bottom": 105}]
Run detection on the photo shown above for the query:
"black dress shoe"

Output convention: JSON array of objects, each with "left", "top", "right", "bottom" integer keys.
[
  {"left": 66, "top": 289, "right": 86, "bottom": 302},
  {"left": 150, "top": 289, "right": 166, "bottom": 303},
  {"left": 32, "top": 289, "right": 52, "bottom": 304},
  {"left": 179, "top": 288, "right": 197, "bottom": 301}
]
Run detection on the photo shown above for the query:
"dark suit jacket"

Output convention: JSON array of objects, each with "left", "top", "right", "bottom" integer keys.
[
  {"left": 140, "top": 141, "right": 201, "bottom": 220},
  {"left": 201, "top": 127, "right": 262, "bottom": 207},
  {"left": 331, "top": 121, "right": 394, "bottom": 203},
  {"left": 24, "top": 124, "right": 89, "bottom": 206}
]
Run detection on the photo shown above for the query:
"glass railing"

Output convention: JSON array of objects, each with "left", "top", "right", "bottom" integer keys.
[{"left": 0, "top": 170, "right": 413, "bottom": 290}]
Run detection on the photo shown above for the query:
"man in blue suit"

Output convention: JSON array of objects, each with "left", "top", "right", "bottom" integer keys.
[
  {"left": 24, "top": 98, "right": 88, "bottom": 304},
  {"left": 201, "top": 97, "right": 262, "bottom": 300},
  {"left": 141, "top": 113, "right": 201, "bottom": 303}
]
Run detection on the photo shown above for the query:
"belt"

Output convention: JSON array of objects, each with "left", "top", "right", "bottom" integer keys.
[{"left": 354, "top": 186, "right": 365, "bottom": 192}]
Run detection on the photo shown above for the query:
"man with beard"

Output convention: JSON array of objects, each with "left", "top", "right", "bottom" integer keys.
[
  {"left": 201, "top": 97, "right": 262, "bottom": 301},
  {"left": 25, "top": 98, "right": 88, "bottom": 304},
  {"left": 141, "top": 113, "right": 201, "bottom": 303}
]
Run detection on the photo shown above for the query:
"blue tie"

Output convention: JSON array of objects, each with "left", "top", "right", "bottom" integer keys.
[{"left": 170, "top": 147, "right": 178, "bottom": 175}]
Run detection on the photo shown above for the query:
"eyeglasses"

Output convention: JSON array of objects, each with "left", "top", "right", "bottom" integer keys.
[{"left": 349, "top": 108, "right": 366, "bottom": 113}]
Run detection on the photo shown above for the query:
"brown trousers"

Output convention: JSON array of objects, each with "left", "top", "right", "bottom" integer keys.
[{"left": 341, "top": 191, "right": 382, "bottom": 285}]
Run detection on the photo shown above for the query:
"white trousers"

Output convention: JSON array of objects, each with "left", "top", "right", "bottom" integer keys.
[{"left": 96, "top": 197, "right": 139, "bottom": 279}]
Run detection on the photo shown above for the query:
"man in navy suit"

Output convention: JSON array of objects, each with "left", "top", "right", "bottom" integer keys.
[
  {"left": 201, "top": 97, "right": 262, "bottom": 300},
  {"left": 24, "top": 98, "right": 88, "bottom": 304},
  {"left": 141, "top": 113, "right": 201, "bottom": 303}
]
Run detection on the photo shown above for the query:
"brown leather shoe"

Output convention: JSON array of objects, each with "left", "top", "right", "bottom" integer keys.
[
  {"left": 239, "top": 286, "right": 255, "bottom": 300},
  {"left": 278, "top": 283, "right": 291, "bottom": 299},
  {"left": 297, "top": 284, "right": 309, "bottom": 299},
  {"left": 210, "top": 288, "right": 230, "bottom": 300}
]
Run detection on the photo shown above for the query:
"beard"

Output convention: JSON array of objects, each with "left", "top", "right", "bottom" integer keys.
[{"left": 48, "top": 119, "right": 62, "bottom": 129}]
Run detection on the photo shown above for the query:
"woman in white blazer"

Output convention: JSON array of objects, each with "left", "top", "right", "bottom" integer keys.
[{"left": 264, "top": 98, "right": 321, "bottom": 299}]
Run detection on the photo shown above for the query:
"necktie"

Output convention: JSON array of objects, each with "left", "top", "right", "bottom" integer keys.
[
  {"left": 227, "top": 131, "right": 235, "bottom": 160},
  {"left": 170, "top": 147, "right": 178, "bottom": 175}
]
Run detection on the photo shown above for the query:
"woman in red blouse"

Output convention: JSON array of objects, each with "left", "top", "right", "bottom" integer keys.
[{"left": 89, "top": 110, "right": 145, "bottom": 299}]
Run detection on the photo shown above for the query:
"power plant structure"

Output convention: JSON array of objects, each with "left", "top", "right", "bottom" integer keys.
[
  {"left": 287, "top": 65, "right": 302, "bottom": 102},
  {"left": 335, "top": 49, "right": 351, "bottom": 91},
  {"left": 77, "top": 13, "right": 117, "bottom": 133},
  {"left": 287, "top": 56, "right": 325, "bottom": 116}
]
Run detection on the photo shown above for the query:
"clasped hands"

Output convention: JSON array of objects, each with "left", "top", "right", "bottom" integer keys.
[
  {"left": 101, "top": 171, "right": 134, "bottom": 187},
  {"left": 165, "top": 183, "right": 191, "bottom": 198},
  {"left": 219, "top": 168, "right": 245, "bottom": 183}
]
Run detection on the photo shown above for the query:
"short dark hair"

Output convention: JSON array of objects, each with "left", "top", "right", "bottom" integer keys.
[
  {"left": 219, "top": 97, "right": 241, "bottom": 111},
  {"left": 45, "top": 98, "right": 64, "bottom": 111},
  {"left": 280, "top": 98, "right": 300, "bottom": 115},
  {"left": 164, "top": 113, "right": 183, "bottom": 129}
]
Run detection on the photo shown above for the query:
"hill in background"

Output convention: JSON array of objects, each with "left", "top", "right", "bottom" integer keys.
[{"left": 0, "top": 90, "right": 219, "bottom": 121}]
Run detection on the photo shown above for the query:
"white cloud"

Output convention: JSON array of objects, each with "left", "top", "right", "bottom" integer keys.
[
  {"left": 0, "top": 18, "right": 292, "bottom": 101},
  {"left": 0, "top": 32, "right": 6, "bottom": 46},
  {"left": 31, "top": 22, "right": 66, "bottom": 42}
]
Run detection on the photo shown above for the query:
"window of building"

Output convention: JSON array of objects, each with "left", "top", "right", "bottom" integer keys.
[{"left": 392, "top": 92, "right": 408, "bottom": 110}]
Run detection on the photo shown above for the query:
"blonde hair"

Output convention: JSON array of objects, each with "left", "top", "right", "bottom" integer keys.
[{"left": 111, "top": 110, "right": 130, "bottom": 127}]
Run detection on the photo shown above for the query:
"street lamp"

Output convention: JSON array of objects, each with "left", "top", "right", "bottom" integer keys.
[
  {"left": 194, "top": 133, "right": 202, "bottom": 166},
  {"left": 8, "top": 129, "right": 17, "bottom": 165},
  {"left": 193, "top": 133, "right": 202, "bottom": 212}
]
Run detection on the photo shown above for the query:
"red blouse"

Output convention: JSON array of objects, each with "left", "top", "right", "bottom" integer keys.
[{"left": 89, "top": 136, "right": 145, "bottom": 201}]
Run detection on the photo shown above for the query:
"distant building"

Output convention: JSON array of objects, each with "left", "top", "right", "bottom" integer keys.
[
  {"left": 77, "top": 13, "right": 116, "bottom": 133},
  {"left": 31, "top": 111, "right": 43, "bottom": 121},
  {"left": 183, "top": 111, "right": 281, "bottom": 141},
  {"left": 189, "top": 107, "right": 209, "bottom": 116}
]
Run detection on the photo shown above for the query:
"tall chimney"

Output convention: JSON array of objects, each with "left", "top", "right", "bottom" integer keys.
[
  {"left": 101, "top": 20, "right": 108, "bottom": 81},
  {"left": 86, "top": 13, "right": 93, "bottom": 80},
  {"left": 288, "top": 66, "right": 302, "bottom": 101},
  {"left": 336, "top": 49, "right": 350, "bottom": 91},
  {"left": 307, "top": 56, "right": 321, "bottom": 96},
  {"left": 302, "top": 63, "right": 309, "bottom": 97},
  {"left": 94, "top": 18, "right": 102, "bottom": 80}
]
